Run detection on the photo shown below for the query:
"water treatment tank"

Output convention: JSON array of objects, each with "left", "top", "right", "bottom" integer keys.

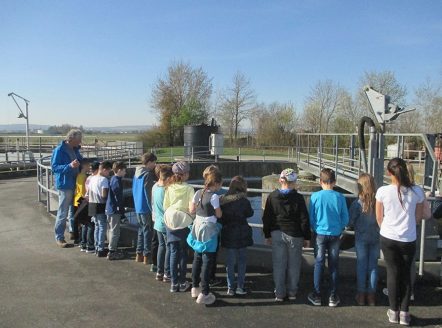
[{"left": 184, "top": 121, "right": 219, "bottom": 158}]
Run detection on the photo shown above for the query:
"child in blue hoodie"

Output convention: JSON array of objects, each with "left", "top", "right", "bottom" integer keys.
[
  {"left": 308, "top": 168, "right": 348, "bottom": 307},
  {"left": 132, "top": 153, "right": 157, "bottom": 264}
]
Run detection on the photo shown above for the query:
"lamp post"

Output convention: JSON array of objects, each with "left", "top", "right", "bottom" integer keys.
[{"left": 8, "top": 92, "right": 30, "bottom": 151}]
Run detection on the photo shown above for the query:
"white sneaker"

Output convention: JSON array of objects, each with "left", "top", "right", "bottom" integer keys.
[
  {"left": 226, "top": 288, "right": 235, "bottom": 296},
  {"left": 399, "top": 311, "right": 411, "bottom": 326},
  {"left": 387, "top": 309, "right": 399, "bottom": 324},
  {"left": 235, "top": 287, "right": 247, "bottom": 295},
  {"left": 196, "top": 292, "right": 216, "bottom": 305},
  {"left": 191, "top": 287, "right": 201, "bottom": 298}
]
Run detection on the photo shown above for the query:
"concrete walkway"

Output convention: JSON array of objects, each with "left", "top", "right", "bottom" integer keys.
[{"left": 0, "top": 177, "right": 441, "bottom": 328}]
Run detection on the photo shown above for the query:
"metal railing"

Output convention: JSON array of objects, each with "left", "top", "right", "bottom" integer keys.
[{"left": 36, "top": 155, "right": 440, "bottom": 277}]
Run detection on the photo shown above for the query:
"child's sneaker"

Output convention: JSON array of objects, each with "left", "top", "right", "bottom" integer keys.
[
  {"left": 96, "top": 250, "right": 107, "bottom": 258},
  {"left": 308, "top": 291, "right": 321, "bottom": 306},
  {"left": 86, "top": 247, "right": 95, "bottom": 254},
  {"left": 191, "top": 287, "right": 201, "bottom": 298},
  {"left": 399, "top": 311, "right": 410, "bottom": 326},
  {"left": 235, "top": 287, "right": 247, "bottom": 295},
  {"left": 275, "top": 297, "right": 284, "bottom": 302},
  {"left": 107, "top": 251, "right": 125, "bottom": 260},
  {"left": 162, "top": 275, "right": 171, "bottom": 283},
  {"left": 179, "top": 281, "right": 191, "bottom": 292},
  {"left": 170, "top": 284, "right": 179, "bottom": 293},
  {"left": 328, "top": 294, "right": 340, "bottom": 307},
  {"left": 196, "top": 292, "right": 216, "bottom": 305},
  {"left": 387, "top": 309, "right": 399, "bottom": 324},
  {"left": 288, "top": 293, "right": 296, "bottom": 301},
  {"left": 226, "top": 288, "right": 235, "bottom": 296},
  {"left": 155, "top": 273, "right": 163, "bottom": 281}
]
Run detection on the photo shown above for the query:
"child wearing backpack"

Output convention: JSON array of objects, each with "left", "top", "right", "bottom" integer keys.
[
  {"left": 188, "top": 169, "right": 223, "bottom": 305},
  {"left": 163, "top": 161, "right": 195, "bottom": 293}
]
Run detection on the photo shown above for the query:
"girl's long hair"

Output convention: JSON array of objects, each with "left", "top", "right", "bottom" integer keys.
[
  {"left": 197, "top": 170, "right": 223, "bottom": 208},
  {"left": 357, "top": 173, "right": 376, "bottom": 213},
  {"left": 387, "top": 157, "right": 414, "bottom": 209}
]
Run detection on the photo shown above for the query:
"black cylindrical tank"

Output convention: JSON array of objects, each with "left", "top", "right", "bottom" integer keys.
[{"left": 184, "top": 123, "right": 218, "bottom": 158}]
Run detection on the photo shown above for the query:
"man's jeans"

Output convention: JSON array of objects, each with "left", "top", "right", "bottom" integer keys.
[
  {"left": 136, "top": 213, "right": 153, "bottom": 256},
  {"left": 93, "top": 214, "right": 107, "bottom": 252},
  {"left": 192, "top": 251, "right": 215, "bottom": 295},
  {"left": 313, "top": 234, "right": 341, "bottom": 296},
  {"left": 271, "top": 230, "right": 304, "bottom": 298},
  {"left": 54, "top": 189, "right": 74, "bottom": 241},
  {"left": 169, "top": 240, "right": 188, "bottom": 285},
  {"left": 225, "top": 248, "right": 247, "bottom": 290},
  {"left": 107, "top": 214, "right": 121, "bottom": 252},
  {"left": 157, "top": 231, "right": 170, "bottom": 277},
  {"left": 355, "top": 239, "right": 379, "bottom": 293}
]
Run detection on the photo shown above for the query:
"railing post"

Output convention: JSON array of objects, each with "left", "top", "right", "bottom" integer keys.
[
  {"left": 418, "top": 219, "right": 426, "bottom": 277},
  {"left": 46, "top": 167, "right": 51, "bottom": 212},
  {"left": 37, "top": 163, "right": 41, "bottom": 203},
  {"left": 335, "top": 135, "right": 339, "bottom": 181},
  {"left": 39, "top": 137, "right": 42, "bottom": 159}
]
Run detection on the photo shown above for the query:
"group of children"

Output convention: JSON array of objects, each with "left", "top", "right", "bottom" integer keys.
[
  {"left": 68, "top": 153, "right": 431, "bottom": 322},
  {"left": 73, "top": 159, "right": 127, "bottom": 260}
]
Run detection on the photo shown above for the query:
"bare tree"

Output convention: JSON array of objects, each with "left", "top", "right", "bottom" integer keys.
[
  {"left": 414, "top": 78, "right": 442, "bottom": 133},
  {"left": 217, "top": 71, "right": 256, "bottom": 145},
  {"left": 151, "top": 61, "right": 212, "bottom": 145},
  {"left": 302, "top": 80, "right": 345, "bottom": 133},
  {"left": 252, "top": 102, "right": 298, "bottom": 146}
]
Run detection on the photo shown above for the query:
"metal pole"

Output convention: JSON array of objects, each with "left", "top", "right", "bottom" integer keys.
[
  {"left": 418, "top": 220, "right": 426, "bottom": 276},
  {"left": 46, "top": 167, "right": 51, "bottom": 212},
  {"left": 25, "top": 102, "right": 30, "bottom": 151},
  {"left": 37, "top": 163, "right": 41, "bottom": 203},
  {"left": 334, "top": 135, "right": 338, "bottom": 182}
]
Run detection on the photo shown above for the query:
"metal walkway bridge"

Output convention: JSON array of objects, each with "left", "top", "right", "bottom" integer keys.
[{"left": 294, "top": 132, "right": 441, "bottom": 195}]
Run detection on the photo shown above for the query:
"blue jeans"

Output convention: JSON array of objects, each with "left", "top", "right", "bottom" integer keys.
[
  {"left": 355, "top": 239, "right": 379, "bottom": 293},
  {"left": 136, "top": 213, "right": 153, "bottom": 256},
  {"left": 81, "top": 221, "right": 95, "bottom": 249},
  {"left": 192, "top": 251, "right": 215, "bottom": 295},
  {"left": 271, "top": 230, "right": 304, "bottom": 298},
  {"left": 157, "top": 231, "right": 170, "bottom": 277},
  {"left": 93, "top": 214, "right": 107, "bottom": 251},
  {"left": 225, "top": 248, "right": 247, "bottom": 290},
  {"left": 169, "top": 240, "right": 188, "bottom": 285},
  {"left": 54, "top": 189, "right": 74, "bottom": 241},
  {"left": 314, "top": 234, "right": 341, "bottom": 296}
]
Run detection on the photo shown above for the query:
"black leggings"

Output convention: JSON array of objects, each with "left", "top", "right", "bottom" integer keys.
[{"left": 381, "top": 236, "right": 416, "bottom": 312}]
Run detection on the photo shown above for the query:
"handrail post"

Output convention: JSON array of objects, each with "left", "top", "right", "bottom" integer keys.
[
  {"left": 418, "top": 219, "right": 426, "bottom": 277},
  {"left": 46, "top": 166, "right": 51, "bottom": 212}
]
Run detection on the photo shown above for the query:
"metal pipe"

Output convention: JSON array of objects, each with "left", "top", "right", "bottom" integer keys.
[{"left": 419, "top": 218, "right": 426, "bottom": 276}]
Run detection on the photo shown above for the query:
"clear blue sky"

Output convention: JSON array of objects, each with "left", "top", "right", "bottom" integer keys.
[{"left": 1, "top": 0, "right": 441, "bottom": 127}]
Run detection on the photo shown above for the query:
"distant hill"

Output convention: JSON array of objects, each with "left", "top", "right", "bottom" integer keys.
[{"left": 0, "top": 124, "right": 152, "bottom": 133}]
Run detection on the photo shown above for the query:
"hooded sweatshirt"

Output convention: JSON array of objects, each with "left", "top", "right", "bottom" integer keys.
[
  {"left": 262, "top": 188, "right": 311, "bottom": 240},
  {"left": 163, "top": 182, "right": 195, "bottom": 242},
  {"left": 132, "top": 166, "right": 156, "bottom": 214}
]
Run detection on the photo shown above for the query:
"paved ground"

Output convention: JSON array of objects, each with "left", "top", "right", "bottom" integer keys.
[{"left": 0, "top": 177, "right": 441, "bottom": 328}]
